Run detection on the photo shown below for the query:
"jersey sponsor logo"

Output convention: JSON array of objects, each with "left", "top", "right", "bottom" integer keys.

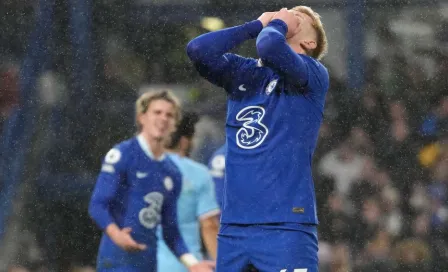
[
  {"left": 139, "top": 192, "right": 164, "bottom": 229},
  {"left": 136, "top": 171, "right": 148, "bottom": 179},
  {"left": 238, "top": 84, "right": 247, "bottom": 91},
  {"left": 266, "top": 79, "right": 278, "bottom": 95},
  {"left": 164, "top": 176, "right": 174, "bottom": 191},
  {"left": 236, "top": 106, "right": 269, "bottom": 149},
  {"left": 104, "top": 148, "right": 121, "bottom": 164}
]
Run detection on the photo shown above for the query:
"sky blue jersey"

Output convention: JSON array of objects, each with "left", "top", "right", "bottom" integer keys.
[{"left": 157, "top": 153, "right": 220, "bottom": 272}]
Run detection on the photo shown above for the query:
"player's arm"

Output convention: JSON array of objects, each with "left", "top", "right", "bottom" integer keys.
[
  {"left": 161, "top": 175, "right": 214, "bottom": 271},
  {"left": 198, "top": 173, "right": 221, "bottom": 260},
  {"left": 186, "top": 20, "right": 263, "bottom": 87},
  {"left": 88, "top": 148, "right": 124, "bottom": 230},
  {"left": 161, "top": 200, "right": 190, "bottom": 259},
  {"left": 88, "top": 148, "right": 146, "bottom": 251},
  {"left": 256, "top": 19, "right": 310, "bottom": 87}
]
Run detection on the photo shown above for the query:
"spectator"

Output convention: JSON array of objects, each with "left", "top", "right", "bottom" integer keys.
[{"left": 318, "top": 142, "right": 366, "bottom": 196}]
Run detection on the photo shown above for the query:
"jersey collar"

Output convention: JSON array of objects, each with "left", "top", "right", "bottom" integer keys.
[{"left": 137, "top": 134, "right": 166, "bottom": 161}]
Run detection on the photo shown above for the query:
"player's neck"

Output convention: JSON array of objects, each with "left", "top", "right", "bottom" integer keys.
[
  {"left": 288, "top": 41, "right": 306, "bottom": 55},
  {"left": 286, "top": 37, "right": 307, "bottom": 55},
  {"left": 141, "top": 133, "right": 166, "bottom": 159}
]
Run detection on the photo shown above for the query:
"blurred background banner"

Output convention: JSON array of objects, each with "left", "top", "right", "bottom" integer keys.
[{"left": 0, "top": 0, "right": 447, "bottom": 271}]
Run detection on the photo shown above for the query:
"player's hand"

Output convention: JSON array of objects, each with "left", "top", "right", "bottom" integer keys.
[
  {"left": 257, "top": 12, "right": 277, "bottom": 28},
  {"left": 111, "top": 227, "right": 147, "bottom": 252},
  {"left": 272, "top": 8, "right": 301, "bottom": 38},
  {"left": 188, "top": 260, "right": 215, "bottom": 272}
]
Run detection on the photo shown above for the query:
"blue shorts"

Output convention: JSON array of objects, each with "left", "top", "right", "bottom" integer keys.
[{"left": 216, "top": 223, "right": 318, "bottom": 272}]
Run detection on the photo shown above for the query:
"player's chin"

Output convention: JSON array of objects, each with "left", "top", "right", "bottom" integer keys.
[{"left": 152, "top": 131, "right": 170, "bottom": 142}]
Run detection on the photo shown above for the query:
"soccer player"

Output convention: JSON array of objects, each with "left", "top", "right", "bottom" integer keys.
[
  {"left": 187, "top": 6, "right": 329, "bottom": 272},
  {"left": 88, "top": 90, "right": 215, "bottom": 272},
  {"left": 208, "top": 144, "right": 226, "bottom": 209},
  {"left": 157, "top": 111, "right": 220, "bottom": 272}
]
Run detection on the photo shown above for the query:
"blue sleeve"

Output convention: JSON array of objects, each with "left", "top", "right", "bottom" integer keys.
[
  {"left": 256, "top": 19, "right": 311, "bottom": 88},
  {"left": 186, "top": 20, "right": 263, "bottom": 88},
  {"left": 208, "top": 152, "right": 226, "bottom": 209},
  {"left": 88, "top": 147, "right": 126, "bottom": 230},
  {"left": 197, "top": 171, "right": 220, "bottom": 218},
  {"left": 161, "top": 173, "right": 190, "bottom": 258}
]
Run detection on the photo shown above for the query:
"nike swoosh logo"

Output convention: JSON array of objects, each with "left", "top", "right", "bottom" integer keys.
[
  {"left": 238, "top": 84, "right": 247, "bottom": 91},
  {"left": 136, "top": 172, "right": 148, "bottom": 178}
]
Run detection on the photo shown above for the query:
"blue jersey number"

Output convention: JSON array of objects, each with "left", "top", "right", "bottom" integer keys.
[{"left": 236, "top": 106, "right": 269, "bottom": 149}]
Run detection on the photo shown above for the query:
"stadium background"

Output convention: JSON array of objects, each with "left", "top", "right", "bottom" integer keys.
[{"left": 0, "top": 0, "right": 447, "bottom": 271}]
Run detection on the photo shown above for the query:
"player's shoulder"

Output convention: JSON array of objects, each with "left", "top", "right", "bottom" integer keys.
[
  {"left": 209, "top": 145, "right": 226, "bottom": 165},
  {"left": 169, "top": 154, "right": 210, "bottom": 179},
  {"left": 299, "top": 54, "right": 330, "bottom": 90},
  {"left": 183, "top": 157, "right": 210, "bottom": 176},
  {"left": 112, "top": 137, "right": 138, "bottom": 152},
  {"left": 101, "top": 137, "right": 137, "bottom": 173},
  {"left": 301, "top": 55, "right": 328, "bottom": 74},
  {"left": 103, "top": 137, "right": 137, "bottom": 162},
  {"left": 212, "top": 144, "right": 226, "bottom": 157}
]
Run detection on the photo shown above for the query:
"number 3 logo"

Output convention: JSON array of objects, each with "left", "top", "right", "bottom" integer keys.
[
  {"left": 139, "top": 192, "right": 164, "bottom": 229},
  {"left": 235, "top": 106, "right": 269, "bottom": 149}
]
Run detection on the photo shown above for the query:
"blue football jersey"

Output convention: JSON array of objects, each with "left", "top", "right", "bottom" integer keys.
[
  {"left": 208, "top": 144, "right": 226, "bottom": 209},
  {"left": 157, "top": 153, "right": 220, "bottom": 272},
  {"left": 222, "top": 54, "right": 328, "bottom": 224},
  {"left": 188, "top": 18, "right": 327, "bottom": 272},
  {"left": 187, "top": 19, "right": 329, "bottom": 225},
  {"left": 89, "top": 135, "right": 189, "bottom": 270}
]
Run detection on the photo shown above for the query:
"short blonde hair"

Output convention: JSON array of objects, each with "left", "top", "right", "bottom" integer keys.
[
  {"left": 292, "top": 6, "right": 328, "bottom": 60},
  {"left": 135, "top": 89, "right": 181, "bottom": 131}
]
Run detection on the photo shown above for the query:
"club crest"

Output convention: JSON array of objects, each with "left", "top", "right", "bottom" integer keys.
[{"left": 266, "top": 79, "right": 278, "bottom": 95}]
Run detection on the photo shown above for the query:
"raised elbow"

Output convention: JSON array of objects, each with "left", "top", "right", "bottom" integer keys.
[
  {"left": 200, "top": 215, "right": 220, "bottom": 231},
  {"left": 256, "top": 31, "right": 284, "bottom": 60},
  {"left": 186, "top": 38, "right": 204, "bottom": 63}
]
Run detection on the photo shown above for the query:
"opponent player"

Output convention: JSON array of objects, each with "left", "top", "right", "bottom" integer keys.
[
  {"left": 187, "top": 6, "right": 329, "bottom": 272},
  {"left": 88, "top": 90, "right": 214, "bottom": 272},
  {"left": 157, "top": 111, "right": 220, "bottom": 272}
]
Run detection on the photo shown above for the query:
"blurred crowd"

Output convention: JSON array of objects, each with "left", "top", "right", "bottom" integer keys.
[{"left": 314, "top": 56, "right": 447, "bottom": 271}]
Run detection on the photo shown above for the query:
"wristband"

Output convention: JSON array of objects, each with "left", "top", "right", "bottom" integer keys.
[{"left": 180, "top": 253, "right": 199, "bottom": 268}]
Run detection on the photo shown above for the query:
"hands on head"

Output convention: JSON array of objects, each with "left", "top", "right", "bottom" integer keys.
[{"left": 258, "top": 8, "right": 304, "bottom": 38}]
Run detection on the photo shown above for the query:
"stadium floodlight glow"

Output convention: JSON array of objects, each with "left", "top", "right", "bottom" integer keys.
[{"left": 200, "top": 17, "right": 225, "bottom": 31}]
